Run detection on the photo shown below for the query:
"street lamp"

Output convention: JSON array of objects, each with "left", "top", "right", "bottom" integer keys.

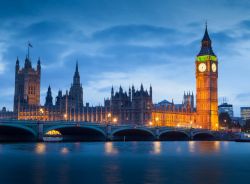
[
  {"left": 39, "top": 108, "right": 44, "bottom": 121},
  {"left": 216, "top": 123, "right": 219, "bottom": 130},
  {"left": 155, "top": 117, "right": 159, "bottom": 127},
  {"left": 107, "top": 113, "right": 111, "bottom": 125},
  {"left": 113, "top": 117, "right": 117, "bottom": 124},
  {"left": 64, "top": 113, "right": 67, "bottom": 121},
  {"left": 190, "top": 121, "right": 193, "bottom": 129}
]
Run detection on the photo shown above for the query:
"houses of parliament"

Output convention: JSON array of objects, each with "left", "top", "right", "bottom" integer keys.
[{"left": 0, "top": 26, "right": 219, "bottom": 130}]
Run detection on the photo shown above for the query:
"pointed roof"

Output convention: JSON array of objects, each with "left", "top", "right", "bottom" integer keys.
[
  {"left": 197, "top": 23, "right": 216, "bottom": 56},
  {"left": 202, "top": 23, "right": 211, "bottom": 42},
  {"left": 74, "top": 61, "right": 80, "bottom": 78}
]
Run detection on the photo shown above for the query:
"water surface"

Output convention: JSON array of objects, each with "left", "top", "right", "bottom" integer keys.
[{"left": 0, "top": 141, "right": 249, "bottom": 184}]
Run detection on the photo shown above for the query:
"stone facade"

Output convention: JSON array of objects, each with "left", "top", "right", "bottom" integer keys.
[
  {"left": 13, "top": 56, "right": 41, "bottom": 113},
  {"left": 151, "top": 25, "right": 219, "bottom": 130}
]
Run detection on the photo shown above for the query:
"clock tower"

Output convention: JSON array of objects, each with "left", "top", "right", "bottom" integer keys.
[{"left": 196, "top": 25, "right": 218, "bottom": 130}]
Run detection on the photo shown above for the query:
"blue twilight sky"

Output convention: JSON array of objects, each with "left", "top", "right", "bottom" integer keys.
[{"left": 0, "top": 0, "right": 250, "bottom": 115}]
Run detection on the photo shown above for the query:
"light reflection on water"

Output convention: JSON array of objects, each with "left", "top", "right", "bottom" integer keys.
[
  {"left": 35, "top": 143, "right": 46, "bottom": 154},
  {"left": 105, "top": 142, "right": 118, "bottom": 155},
  {"left": 0, "top": 141, "right": 250, "bottom": 184},
  {"left": 153, "top": 141, "right": 161, "bottom": 154}
]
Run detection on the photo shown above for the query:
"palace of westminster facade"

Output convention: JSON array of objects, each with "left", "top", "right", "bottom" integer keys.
[{"left": 0, "top": 26, "right": 219, "bottom": 130}]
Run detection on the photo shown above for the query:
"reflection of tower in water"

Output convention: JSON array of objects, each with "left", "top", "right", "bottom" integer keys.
[
  {"left": 153, "top": 141, "right": 161, "bottom": 154},
  {"left": 188, "top": 141, "right": 220, "bottom": 154},
  {"left": 103, "top": 142, "right": 121, "bottom": 184},
  {"left": 105, "top": 142, "right": 118, "bottom": 155}
]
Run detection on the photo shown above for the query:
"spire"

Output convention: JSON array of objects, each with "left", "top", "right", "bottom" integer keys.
[
  {"left": 76, "top": 60, "right": 79, "bottom": 74},
  {"left": 24, "top": 55, "right": 32, "bottom": 69},
  {"left": 73, "top": 61, "right": 80, "bottom": 85},
  {"left": 15, "top": 57, "right": 19, "bottom": 73},
  {"left": 111, "top": 86, "right": 114, "bottom": 97},
  {"left": 45, "top": 85, "right": 53, "bottom": 107},
  {"left": 202, "top": 22, "right": 211, "bottom": 42},
  {"left": 119, "top": 85, "right": 123, "bottom": 93},
  {"left": 140, "top": 83, "right": 144, "bottom": 91},
  {"left": 197, "top": 22, "right": 215, "bottom": 56},
  {"left": 37, "top": 57, "right": 41, "bottom": 72}
]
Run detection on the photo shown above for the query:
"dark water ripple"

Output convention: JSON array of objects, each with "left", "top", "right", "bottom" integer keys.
[{"left": 0, "top": 141, "right": 249, "bottom": 184}]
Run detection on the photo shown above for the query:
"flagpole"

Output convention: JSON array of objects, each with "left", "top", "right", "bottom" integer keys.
[{"left": 27, "top": 42, "right": 29, "bottom": 59}]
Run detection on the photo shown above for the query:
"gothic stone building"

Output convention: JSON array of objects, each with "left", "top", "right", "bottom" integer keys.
[
  {"left": 152, "top": 25, "right": 219, "bottom": 130},
  {"left": 14, "top": 58, "right": 152, "bottom": 125},
  {"left": 2, "top": 25, "right": 218, "bottom": 130}
]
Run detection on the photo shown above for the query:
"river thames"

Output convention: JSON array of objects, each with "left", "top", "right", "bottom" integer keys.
[{"left": 0, "top": 141, "right": 249, "bottom": 184}]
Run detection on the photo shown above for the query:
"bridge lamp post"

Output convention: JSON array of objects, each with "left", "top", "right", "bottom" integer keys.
[
  {"left": 190, "top": 121, "right": 193, "bottom": 129},
  {"left": 107, "top": 113, "right": 111, "bottom": 125},
  {"left": 64, "top": 114, "right": 67, "bottom": 121},
  {"left": 155, "top": 117, "right": 159, "bottom": 127},
  {"left": 113, "top": 117, "right": 117, "bottom": 124},
  {"left": 216, "top": 123, "right": 219, "bottom": 131},
  {"left": 39, "top": 108, "right": 44, "bottom": 121},
  {"left": 148, "top": 121, "right": 153, "bottom": 127}
]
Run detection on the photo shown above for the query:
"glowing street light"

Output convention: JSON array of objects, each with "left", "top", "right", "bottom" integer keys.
[
  {"left": 113, "top": 117, "right": 117, "bottom": 124},
  {"left": 39, "top": 108, "right": 44, "bottom": 114},
  {"left": 64, "top": 113, "right": 67, "bottom": 120},
  {"left": 149, "top": 121, "right": 153, "bottom": 126},
  {"left": 39, "top": 108, "right": 44, "bottom": 121}
]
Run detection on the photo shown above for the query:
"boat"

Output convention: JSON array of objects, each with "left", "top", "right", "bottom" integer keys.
[
  {"left": 43, "top": 136, "right": 63, "bottom": 142},
  {"left": 43, "top": 130, "right": 63, "bottom": 142}
]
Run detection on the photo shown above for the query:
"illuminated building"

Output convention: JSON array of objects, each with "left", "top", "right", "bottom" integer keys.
[
  {"left": 14, "top": 55, "right": 41, "bottom": 114},
  {"left": 152, "top": 25, "right": 219, "bottom": 130},
  {"left": 241, "top": 107, "right": 250, "bottom": 121},
  {"left": 0, "top": 24, "right": 219, "bottom": 129}
]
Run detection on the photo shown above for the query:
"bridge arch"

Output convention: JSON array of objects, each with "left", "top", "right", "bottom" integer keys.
[
  {"left": 159, "top": 130, "right": 190, "bottom": 141},
  {"left": 0, "top": 124, "right": 37, "bottom": 141},
  {"left": 112, "top": 127, "right": 155, "bottom": 141},
  {"left": 44, "top": 125, "right": 106, "bottom": 141},
  {"left": 192, "top": 131, "right": 215, "bottom": 141}
]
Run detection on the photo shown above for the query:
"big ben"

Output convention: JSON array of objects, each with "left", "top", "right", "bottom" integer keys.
[{"left": 196, "top": 25, "right": 218, "bottom": 130}]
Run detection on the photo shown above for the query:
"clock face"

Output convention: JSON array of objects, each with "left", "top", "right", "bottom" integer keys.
[
  {"left": 198, "top": 63, "right": 206, "bottom": 72},
  {"left": 212, "top": 63, "right": 217, "bottom": 72}
]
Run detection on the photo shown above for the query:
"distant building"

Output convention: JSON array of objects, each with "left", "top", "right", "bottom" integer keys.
[
  {"left": 218, "top": 102, "right": 233, "bottom": 118},
  {"left": 241, "top": 107, "right": 250, "bottom": 121},
  {"left": 0, "top": 107, "right": 16, "bottom": 119}
]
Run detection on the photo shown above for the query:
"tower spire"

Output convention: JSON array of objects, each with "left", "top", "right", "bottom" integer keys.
[
  {"left": 73, "top": 61, "right": 80, "bottom": 85},
  {"left": 197, "top": 22, "right": 215, "bottom": 56}
]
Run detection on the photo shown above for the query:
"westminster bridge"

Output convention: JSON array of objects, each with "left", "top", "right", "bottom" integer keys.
[{"left": 0, "top": 119, "right": 236, "bottom": 141}]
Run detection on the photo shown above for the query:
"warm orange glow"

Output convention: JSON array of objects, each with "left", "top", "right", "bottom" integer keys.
[
  {"left": 113, "top": 117, "right": 117, "bottom": 123},
  {"left": 107, "top": 113, "right": 111, "bottom": 118},
  {"left": 46, "top": 130, "right": 62, "bottom": 136},
  {"left": 35, "top": 143, "right": 46, "bottom": 154},
  {"left": 39, "top": 108, "right": 44, "bottom": 114},
  {"left": 64, "top": 114, "right": 67, "bottom": 119}
]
